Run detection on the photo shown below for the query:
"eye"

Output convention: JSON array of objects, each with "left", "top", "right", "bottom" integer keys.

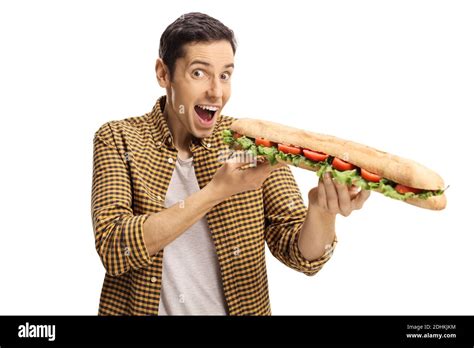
[
  {"left": 221, "top": 72, "right": 231, "bottom": 81},
  {"left": 192, "top": 69, "right": 205, "bottom": 78}
]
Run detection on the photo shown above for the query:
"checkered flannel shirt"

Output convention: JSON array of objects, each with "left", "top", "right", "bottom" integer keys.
[{"left": 91, "top": 95, "right": 337, "bottom": 315}]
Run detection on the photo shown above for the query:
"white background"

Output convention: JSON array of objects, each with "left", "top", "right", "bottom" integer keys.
[{"left": 0, "top": 0, "right": 472, "bottom": 315}]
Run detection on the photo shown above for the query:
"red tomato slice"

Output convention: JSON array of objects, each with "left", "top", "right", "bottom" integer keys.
[
  {"left": 255, "top": 138, "right": 276, "bottom": 147},
  {"left": 303, "top": 149, "right": 329, "bottom": 162},
  {"left": 278, "top": 144, "right": 302, "bottom": 155},
  {"left": 361, "top": 168, "right": 382, "bottom": 182},
  {"left": 395, "top": 184, "right": 422, "bottom": 194},
  {"left": 233, "top": 133, "right": 243, "bottom": 139},
  {"left": 332, "top": 157, "right": 355, "bottom": 171}
]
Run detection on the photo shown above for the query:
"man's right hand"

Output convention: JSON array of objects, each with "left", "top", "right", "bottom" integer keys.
[
  {"left": 144, "top": 151, "right": 286, "bottom": 256},
  {"left": 208, "top": 151, "right": 287, "bottom": 201}
]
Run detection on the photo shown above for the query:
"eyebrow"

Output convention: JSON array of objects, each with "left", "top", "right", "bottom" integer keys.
[{"left": 189, "top": 60, "right": 234, "bottom": 69}]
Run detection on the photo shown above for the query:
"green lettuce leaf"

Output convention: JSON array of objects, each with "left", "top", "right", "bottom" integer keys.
[
  {"left": 316, "top": 161, "right": 332, "bottom": 177},
  {"left": 331, "top": 169, "right": 358, "bottom": 185},
  {"left": 222, "top": 129, "right": 233, "bottom": 137},
  {"left": 248, "top": 144, "right": 258, "bottom": 157},
  {"left": 417, "top": 189, "right": 446, "bottom": 199},
  {"left": 378, "top": 182, "right": 415, "bottom": 200},
  {"left": 257, "top": 145, "right": 279, "bottom": 165},
  {"left": 236, "top": 136, "right": 254, "bottom": 150},
  {"left": 275, "top": 151, "right": 317, "bottom": 167},
  {"left": 221, "top": 128, "right": 446, "bottom": 201},
  {"left": 222, "top": 129, "right": 234, "bottom": 146}
]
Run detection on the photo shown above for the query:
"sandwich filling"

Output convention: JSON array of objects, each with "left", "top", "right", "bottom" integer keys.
[{"left": 222, "top": 129, "right": 446, "bottom": 201}]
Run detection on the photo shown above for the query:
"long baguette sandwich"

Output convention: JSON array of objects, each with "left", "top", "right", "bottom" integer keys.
[{"left": 222, "top": 118, "right": 447, "bottom": 210}]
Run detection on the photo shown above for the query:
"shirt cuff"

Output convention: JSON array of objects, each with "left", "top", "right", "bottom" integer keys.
[
  {"left": 121, "top": 214, "right": 155, "bottom": 270},
  {"left": 291, "top": 233, "right": 338, "bottom": 276}
]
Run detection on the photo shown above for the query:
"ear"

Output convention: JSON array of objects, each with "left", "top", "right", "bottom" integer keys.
[{"left": 155, "top": 58, "right": 170, "bottom": 88}]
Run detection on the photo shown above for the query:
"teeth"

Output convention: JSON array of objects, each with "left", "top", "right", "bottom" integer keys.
[{"left": 197, "top": 105, "right": 219, "bottom": 112}]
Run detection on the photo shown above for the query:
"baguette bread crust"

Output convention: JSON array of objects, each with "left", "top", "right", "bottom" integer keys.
[
  {"left": 274, "top": 157, "right": 447, "bottom": 210},
  {"left": 231, "top": 118, "right": 444, "bottom": 190}
]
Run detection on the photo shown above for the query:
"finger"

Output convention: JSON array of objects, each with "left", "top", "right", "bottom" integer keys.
[
  {"left": 226, "top": 151, "right": 257, "bottom": 170},
  {"left": 334, "top": 181, "right": 352, "bottom": 216},
  {"left": 353, "top": 189, "right": 371, "bottom": 210},
  {"left": 226, "top": 150, "right": 250, "bottom": 163},
  {"left": 349, "top": 185, "right": 361, "bottom": 199},
  {"left": 263, "top": 159, "right": 287, "bottom": 173},
  {"left": 317, "top": 175, "right": 328, "bottom": 210},
  {"left": 243, "top": 160, "right": 286, "bottom": 190},
  {"left": 244, "top": 160, "right": 280, "bottom": 181},
  {"left": 323, "top": 173, "right": 339, "bottom": 214},
  {"left": 268, "top": 161, "right": 287, "bottom": 172},
  {"left": 245, "top": 159, "right": 272, "bottom": 172}
]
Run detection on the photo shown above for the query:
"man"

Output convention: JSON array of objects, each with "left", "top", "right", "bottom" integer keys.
[{"left": 91, "top": 12, "right": 370, "bottom": 315}]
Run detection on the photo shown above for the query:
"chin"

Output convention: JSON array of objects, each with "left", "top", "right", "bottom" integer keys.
[
  {"left": 191, "top": 116, "right": 217, "bottom": 136},
  {"left": 196, "top": 129, "right": 214, "bottom": 139}
]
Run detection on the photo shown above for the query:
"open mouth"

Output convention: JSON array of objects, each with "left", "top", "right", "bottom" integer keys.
[{"left": 194, "top": 104, "right": 218, "bottom": 123}]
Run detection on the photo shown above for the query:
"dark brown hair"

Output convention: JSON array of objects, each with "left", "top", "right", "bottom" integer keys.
[{"left": 159, "top": 12, "right": 237, "bottom": 80}]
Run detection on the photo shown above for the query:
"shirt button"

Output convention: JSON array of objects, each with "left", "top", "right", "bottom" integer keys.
[
  {"left": 207, "top": 143, "right": 211, "bottom": 148},
  {"left": 157, "top": 141, "right": 162, "bottom": 146},
  {"left": 168, "top": 157, "right": 173, "bottom": 164},
  {"left": 151, "top": 277, "right": 157, "bottom": 283}
]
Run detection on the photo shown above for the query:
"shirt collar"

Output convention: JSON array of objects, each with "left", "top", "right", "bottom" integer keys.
[{"left": 147, "top": 95, "right": 223, "bottom": 152}]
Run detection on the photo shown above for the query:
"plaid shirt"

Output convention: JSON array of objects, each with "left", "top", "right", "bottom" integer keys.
[{"left": 91, "top": 95, "right": 337, "bottom": 315}]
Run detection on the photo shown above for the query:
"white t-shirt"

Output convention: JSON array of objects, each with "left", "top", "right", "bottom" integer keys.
[{"left": 158, "top": 154, "right": 228, "bottom": 315}]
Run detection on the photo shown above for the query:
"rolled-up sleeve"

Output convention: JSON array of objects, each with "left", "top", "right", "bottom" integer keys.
[
  {"left": 91, "top": 122, "right": 154, "bottom": 277},
  {"left": 263, "top": 165, "right": 337, "bottom": 276}
]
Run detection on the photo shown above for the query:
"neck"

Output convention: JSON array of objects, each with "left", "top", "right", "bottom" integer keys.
[{"left": 163, "top": 104, "right": 193, "bottom": 152}]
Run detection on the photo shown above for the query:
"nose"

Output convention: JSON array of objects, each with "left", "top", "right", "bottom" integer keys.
[{"left": 207, "top": 75, "right": 223, "bottom": 99}]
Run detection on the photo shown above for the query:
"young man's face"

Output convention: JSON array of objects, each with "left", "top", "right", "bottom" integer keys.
[{"left": 162, "top": 40, "right": 234, "bottom": 140}]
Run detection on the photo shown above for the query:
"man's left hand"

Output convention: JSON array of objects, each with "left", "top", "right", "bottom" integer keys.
[{"left": 308, "top": 172, "right": 371, "bottom": 217}]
